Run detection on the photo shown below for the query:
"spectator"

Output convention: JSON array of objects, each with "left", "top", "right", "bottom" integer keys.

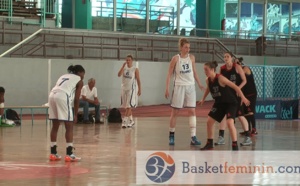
[
  {"left": 0, "top": 87, "right": 5, "bottom": 123},
  {"left": 79, "top": 78, "right": 102, "bottom": 124},
  {"left": 255, "top": 35, "right": 267, "bottom": 56}
]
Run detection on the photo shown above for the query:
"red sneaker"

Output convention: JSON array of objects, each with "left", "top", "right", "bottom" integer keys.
[
  {"left": 49, "top": 154, "right": 61, "bottom": 161},
  {"left": 251, "top": 128, "right": 258, "bottom": 135},
  {"left": 65, "top": 154, "right": 81, "bottom": 162}
]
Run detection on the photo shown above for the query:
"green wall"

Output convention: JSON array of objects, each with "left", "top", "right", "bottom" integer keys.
[
  {"left": 208, "top": 0, "right": 225, "bottom": 30},
  {"left": 61, "top": 0, "right": 72, "bottom": 28},
  {"left": 75, "top": 0, "right": 92, "bottom": 29}
]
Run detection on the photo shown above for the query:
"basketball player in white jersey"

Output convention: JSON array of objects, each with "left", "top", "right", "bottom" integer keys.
[
  {"left": 48, "top": 65, "right": 85, "bottom": 162},
  {"left": 165, "top": 38, "right": 205, "bottom": 146},
  {"left": 118, "top": 54, "right": 141, "bottom": 128}
]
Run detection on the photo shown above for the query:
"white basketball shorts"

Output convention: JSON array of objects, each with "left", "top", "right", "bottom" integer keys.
[
  {"left": 171, "top": 85, "right": 196, "bottom": 108},
  {"left": 48, "top": 91, "right": 74, "bottom": 121},
  {"left": 121, "top": 88, "right": 137, "bottom": 108}
]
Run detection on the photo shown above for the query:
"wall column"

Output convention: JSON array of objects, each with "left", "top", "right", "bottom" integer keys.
[
  {"left": 75, "top": 0, "right": 92, "bottom": 29},
  {"left": 195, "top": 0, "right": 207, "bottom": 36}
]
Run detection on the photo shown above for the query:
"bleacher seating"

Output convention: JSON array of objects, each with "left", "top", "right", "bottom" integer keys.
[{"left": 0, "top": 0, "right": 41, "bottom": 18}]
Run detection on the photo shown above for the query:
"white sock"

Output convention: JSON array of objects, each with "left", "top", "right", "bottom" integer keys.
[
  {"left": 66, "top": 143, "right": 73, "bottom": 147},
  {"left": 189, "top": 116, "right": 196, "bottom": 137},
  {"left": 129, "top": 115, "right": 133, "bottom": 121},
  {"left": 123, "top": 117, "right": 128, "bottom": 123},
  {"left": 51, "top": 142, "right": 57, "bottom": 147},
  {"left": 169, "top": 128, "right": 175, "bottom": 132}
]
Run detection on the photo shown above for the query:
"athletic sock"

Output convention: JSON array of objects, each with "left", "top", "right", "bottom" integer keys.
[{"left": 219, "top": 130, "right": 225, "bottom": 138}]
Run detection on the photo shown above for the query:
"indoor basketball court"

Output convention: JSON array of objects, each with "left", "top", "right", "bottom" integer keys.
[{"left": 0, "top": 101, "right": 300, "bottom": 186}]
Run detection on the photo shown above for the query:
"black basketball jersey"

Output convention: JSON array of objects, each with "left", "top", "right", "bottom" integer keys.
[
  {"left": 208, "top": 74, "right": 238, "bottom": 104},
  {"left": 242, "top": 67, "right": 257, "bottom": 96},
  {"left": 220, "top": 63, "right": 242, "bottom": 86}
]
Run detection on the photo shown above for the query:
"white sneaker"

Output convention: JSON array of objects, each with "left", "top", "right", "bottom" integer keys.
[
  {"left": 3, "top": 119, "right": 15, "bottom": 125},
  {"left": 127, "top": 120, "right": 135, "bottom": 127},
  {"left": 121, "top": 121, "right": 127, "bottom": 128}
]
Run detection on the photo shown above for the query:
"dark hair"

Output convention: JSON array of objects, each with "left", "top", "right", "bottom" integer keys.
[
  {"left": 236, "top": 57, "right": 244, "bottom": 65},
  {"left": 224, "top": 51, "right": 234, "bottom": 57},
  {"left": 0, "top": 87, "right": 5, "bottom": 93},
  {"left": 67, "top": 65, "right": 85, "bottom": 74},
  {"left": 205, "top": 61, "right": 218, "bottom": 71},
  {"left": 126, "top": 54, "right": 134, "bottom": 60},
  {"left": 237, "top": 57, "right": 243, "bottom": 63}
]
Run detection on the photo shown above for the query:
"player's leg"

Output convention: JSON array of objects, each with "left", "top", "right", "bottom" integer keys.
[
  {"left": 201, "top": 103, "right": 224, "bottom": 150},
  {"left": 127, "top": 88, "right": 137, "bottom": 127},
  {"left": 48, "top": 93, "right": 61, "bottom": 161},
  {"left": 239, "top": 115, "right": 252, "bottom": 146},
  {"left": 226, "top": 103, "right": 238, "bottom": 151},
  {"left": 126, "top": 108, "right": 135, "bottom": 127},
  {"left": 185, "top": 85, "right": 201, "bottom": 145},
  {"left": 245, "top": 95, "right": 257, "bottom": 135},
  {"left": 226, "top": 118, "right": 238, "bottom": 150},
  {"left": 64, "top": 101, "right": 81, "bottom": 162},
  {"left": 64, "top": 121, "right": 81, "bottom": 162},
  {"left": 49, "top": 119, "right": 61, "bottom": 161},
  {"left": 168, "top": 85, "right": 184, "bottom": 145},
  {"left": 169, "top": 108, "right": 179, "bottom": 145},
  {"left": 215, "top": 116, "right": 226, "bottom": 145},
  {"left": 121, "top": 90, "right": 129, "bottom": 128},
  {"left": 200, "top": 116, "right": 216, "bottom": 150}
]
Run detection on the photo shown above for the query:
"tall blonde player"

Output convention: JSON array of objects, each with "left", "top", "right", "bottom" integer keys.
[
  {"left": 165, "top": 38, "right": 205, "bottom": 146},
  {"left": 118, "top": 54, "right": 141, "bottom": 128}
]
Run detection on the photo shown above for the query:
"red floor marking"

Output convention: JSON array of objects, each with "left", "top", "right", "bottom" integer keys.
[{"left": 0, "top": 162, "right": 89, "bottom": 180}]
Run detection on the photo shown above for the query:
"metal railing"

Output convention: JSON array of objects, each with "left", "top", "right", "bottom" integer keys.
[
  {"left": 0, "top": 28, "right": 232, "bottom": 62},
  {"left": 187, "top": 28, "right": 300, "bottom": 57}
]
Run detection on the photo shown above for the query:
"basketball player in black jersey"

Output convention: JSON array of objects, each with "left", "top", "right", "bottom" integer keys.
[
  {"left": 198, "top": 61, "right": 250, "bottom": 150},
  {"left": 216, "top": 52, "right": 252, "bottom": 146},
  {"left": 236, "top": 57, "right": 258, "bottom": 135}
]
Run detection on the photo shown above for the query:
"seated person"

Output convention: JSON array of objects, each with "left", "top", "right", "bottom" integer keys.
[
  {"left": 0, "top": 87, "right": 5, "bottom": 122},
  {"left": 0, "top": 87, "right": 16, "bottom": 125},
  {"left": 79, "top": 78, "right": 102, "bottom": 124}
]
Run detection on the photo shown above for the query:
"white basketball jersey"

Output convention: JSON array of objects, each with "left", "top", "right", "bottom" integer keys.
[
  {"left": 174, "top": 54, "right": 195, "bottom": 85},
  {"left": 51, "top": 73, "right": 81, "bottom": 99},
  {"left": 122, "top": 66, "right": 136, "bottom": 90}
]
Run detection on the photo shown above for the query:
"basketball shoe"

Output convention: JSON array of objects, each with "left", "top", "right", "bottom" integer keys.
[
  {"left": 232, "top": 142, "right": 239, "bottom": 151},
  {"left": 200, "top": 140, "right": 214, "bottom": 150},
  {"left": 240, "top": 136, "right": 252, "bottom": 146},
  {"left": 251, "top": 128, "right": 258, "bottom": 135},
  {"left": 190, "top": 136, "right": 201, "bottom": 145},
  {"left": 214, "top": 136, "right": 225, "bottom": 145},
  {"left": 49, "top": 145, "right": 61, "bottom": 161},
  {"left": 65, "top": 146, "right": 81, "bottom": 162},
  {"left": 127, "top": 120, "right": 135, "bottom": 127},
  {"left": 121, "top": 120, "right": 127, "bottom": 128},
  {"left": 169, "top": 134, "right": 174, "bottom": 145}
]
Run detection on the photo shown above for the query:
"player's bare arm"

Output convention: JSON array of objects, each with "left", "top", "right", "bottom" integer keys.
[
  {"left": 165, "top": 56, "right": 177, "bottom": 99},
  {"left": 135, "top": 68, "right": 142, "bottom": 96}
]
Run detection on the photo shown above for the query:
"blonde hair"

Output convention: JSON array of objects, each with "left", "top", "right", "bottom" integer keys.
[{"left": 178, "top": 38, "right": 190, "bottom": 51}]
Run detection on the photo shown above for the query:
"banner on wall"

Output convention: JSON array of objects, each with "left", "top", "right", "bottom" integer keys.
[{"left": 255, "top": 100, "right": 298, "bottom": 120}]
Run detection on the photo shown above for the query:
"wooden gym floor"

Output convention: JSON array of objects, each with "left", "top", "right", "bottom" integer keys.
[{"left": 0, "top": 102, "right": 300, "bottom": 186}]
